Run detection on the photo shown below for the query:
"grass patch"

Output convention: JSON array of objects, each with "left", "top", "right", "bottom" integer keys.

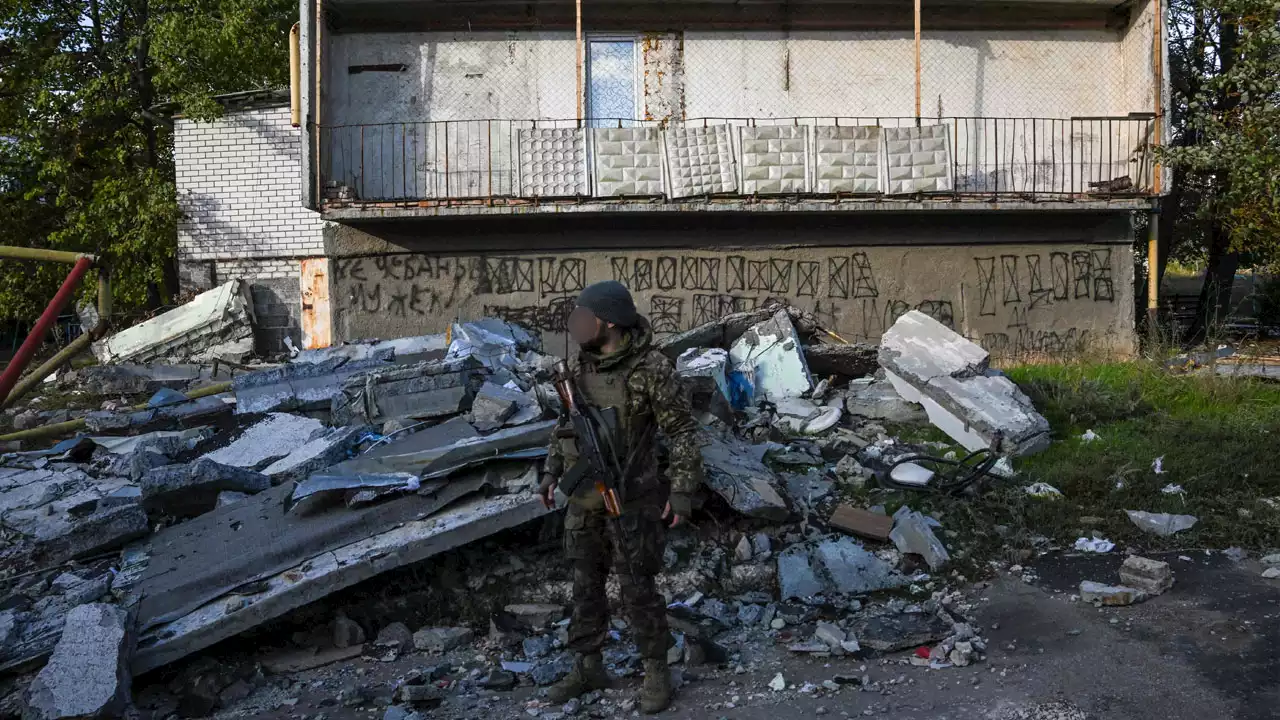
[{"left": 867, "top": 362, "right": 1280, "bottom": 572}]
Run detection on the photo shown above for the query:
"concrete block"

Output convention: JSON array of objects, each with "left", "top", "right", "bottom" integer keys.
[
  {"left": 503, "top": 604, "right": 565, "bottom": 628},
  {"left": 37, "top": 505, "right": 149, "bottom": 564},
  {"left": 879, "top": 311, "right": 1050, "bottom": 456},
  {"left": 777, "top": 549, "right": 825, "bottom": 600},
  {"left": 812, "top": 536, "right": 907, "bottom": 594},
  {"left": 201, "top": 413, "right": 325, "bottom": 470},
  {"left": 699, "top": 427, "right": 788, "bottom": 521},
  {"left": 844, "top": 379, "right": 927, "bottom": 424},
  {"left": 93, "top": 280, "right": 255, "bottom": 365},
  {"left": 676, "top": 348, "right": 730, "bottom": 401},
  {"left": 141, "top": 459, "right": 269, "bottom": 516},
  {"left": 413, "top": 627, "right": 473, "bottom": 654},
  {"left": 1118, "top": 556, "right": 1173, "bottom": 595},
  {"left": 25, "top": 604, "right": 133, "bottom": 720},
  {"left": 1079, "top": 580, "right": 1142, "bottom": 606},
  {"left": 260, "top": 425, "right": 370, "bottom": 483},
  {"left": 471, "top": 382, "right": 523, "bottom": 431}
]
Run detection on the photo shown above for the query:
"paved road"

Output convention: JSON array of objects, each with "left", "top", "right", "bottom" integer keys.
[{"left": 206, "top": 550, "right": 1279, "bottom": 720}]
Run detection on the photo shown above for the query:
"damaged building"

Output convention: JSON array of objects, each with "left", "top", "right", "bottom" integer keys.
[{"left": 172, "top": 0, "right": 1168, "bottom": 362}]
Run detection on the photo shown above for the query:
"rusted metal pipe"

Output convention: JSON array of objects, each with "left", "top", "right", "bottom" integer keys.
[
  {"left": 0, "top": 380, "right": 234, "bottom": 444},
  {"left": 290, "top": 23, "right": 302, "bottom": 127},
  {"left": 1, "top": 332, "right": 96, "bottom": 411},
  {"left": 0, "top": 257, "right": 93, "bottom": 406}
]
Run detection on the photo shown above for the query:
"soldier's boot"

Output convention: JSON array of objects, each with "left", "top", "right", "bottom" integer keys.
[
  {"left": 547, "top": 653, "right": 610, "bottom": 704},
  {"left": 639, "top": 658, "right": 673, "bottom": 714}
]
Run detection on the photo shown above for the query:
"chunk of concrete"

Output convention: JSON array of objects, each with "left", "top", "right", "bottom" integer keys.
[
  {"left": 783, "top": 471, "right": 833, "bottom": 507},
  {"left": 802, "top": 344, "right": 878, "bottom": 380},
  {"left": 330, "top": 358, "right": 484, "bottom": 426},
  {"left": 505, "top": 604, "right": 566, "bottom": 628},
  {"left": 332, "top": 614, "right": 366, "bottom": 648},
  {"left": 1119, "top": 556, "right": 1173, "bottom": 595},
  {"left": 141, "top": 459, "right": 270, "bottom": 516},
  {"left": 777, "top": 548, "right": 825, "bottom": 600},
  {"left": 413, "top": 627, "right": 474, "bottom": 654},
  {"left": 233, "top": 355, "right": 392, "bottom": 415},
  {"left": 889, "top": 506, "right": 949, "bottom": 571},
  {"left": 215, "top": 491, "right": 248, "bottom": 508},
  {"left": 37, "top": 505, "right": 149, "bottom": 564},
  {"left": 848, "top": 612, "right": 951, "bottom": 652},
  {"left": 260, "top": 425, "right": 371, "bottom": 483},
  {"left": 812, "top": 536, "right": 907, "bottom": 594},
  {"left": 1125, "top": 510, "right": 1198, "bottom": 536},
  {"left": 699, "top": 427, "right": 789, "bottom": 521},
  {"left": 729, "top": 309, "right": 812, "bottom": 400},
  {"left": 1079, "top": 580, "right": 1142, "bottom": 606},
  {"left": 25, "top": 603, "right": 133, "bottom": 720},
  {"left": 94, "top": 280, "right": 255, "bottom": 365},
  {"left": 676, "top": 348, "right": 730, "bottom": 401},
  {"left": 471, "top": 382, "right": 523, "bottom": 432},
  {"left": 844, "top": 379, "right": 928, "bottom": 424},
  {"left": 879, "top": 311, "right": 1050, "bottom": 456},
  {"left": 201, "top": 413, "right": 325, "bottom": 470},
  {"left": 60, "top": 364, "right": 210, "bottom": 396},
  {"left": 814, "top": 622, "right": 846, "bottom": 650}
]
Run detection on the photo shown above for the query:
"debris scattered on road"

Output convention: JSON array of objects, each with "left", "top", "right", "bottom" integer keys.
[
  {"left": 1073, "top": 537, "right": 1115, "bottom": 553},
  {"left": 1119, "top": 556, "right": 1173, "bottom": 595}
]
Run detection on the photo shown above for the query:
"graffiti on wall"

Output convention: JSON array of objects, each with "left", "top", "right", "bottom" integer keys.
[{"left": 332, "top": 245, "right": 1126, "bottom": 360}]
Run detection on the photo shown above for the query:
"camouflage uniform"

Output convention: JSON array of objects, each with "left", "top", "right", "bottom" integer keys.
[{"left": 543, "top": 317, "right": 705, "bottom": 661}]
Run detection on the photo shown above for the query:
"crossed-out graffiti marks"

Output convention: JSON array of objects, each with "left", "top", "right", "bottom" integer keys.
[
  {"left": 485, "top": 297, "right": 576, "bottom": 333},
  {"left": 797, "top": 261, "right": 819, "bottom": 297},
  {"left": 650, "top": 296, "right": 684, "bottom": 333},
  {"left": 827, "top": 254, "right": 878, "bottom": 299},
  {"left": 539, "top": 258, "right": 586, "bottom": 296},
  {"left": 975, "top": 257, "right": 997, "bottom": 316}
]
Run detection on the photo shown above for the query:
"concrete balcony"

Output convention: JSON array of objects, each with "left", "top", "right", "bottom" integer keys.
[{"left": 318, "top": 115, "right": 1159, "bottom": 221}]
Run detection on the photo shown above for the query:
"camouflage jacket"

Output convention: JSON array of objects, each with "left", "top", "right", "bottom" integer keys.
[{"left": 544, "top": 318, "right": 705, "bottom": 508}]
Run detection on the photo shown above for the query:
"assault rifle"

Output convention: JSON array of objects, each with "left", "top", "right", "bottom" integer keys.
[{"left": 550, "top": 360, "right": 624, "bottom": 516}]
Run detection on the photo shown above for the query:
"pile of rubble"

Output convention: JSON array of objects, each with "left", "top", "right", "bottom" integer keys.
[{"left": 0, "top": 293, "right": 1054, "bottom": 719}]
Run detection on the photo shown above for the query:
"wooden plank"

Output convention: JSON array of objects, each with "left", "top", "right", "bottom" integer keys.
[{"left": 828, "top": 504, "right": 893, "bottom": 541}]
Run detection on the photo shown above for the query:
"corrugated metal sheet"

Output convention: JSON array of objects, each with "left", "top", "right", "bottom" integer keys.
[
  {"left": 300, "top": 258, "right": 332, "bottom": 350},
  {"left": 518, "top": 128, "right": 587, "bottom": 197},
  {"left": 884, "top": 124, "right": 953, "bottom": 194},
  {"left": 815, "top": 126, "right": 882, "bottom": 194},
  {"left": 664, "top": 124, "right": 737, "bottom": 198},
  {"left": 592, "top": 127, "right": 664, "bottom": 197},
  {"left": 739, "top": 126, "right": 809, "bottom": 194}
]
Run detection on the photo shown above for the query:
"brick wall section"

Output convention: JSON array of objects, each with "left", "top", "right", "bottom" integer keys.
[{"left": 174, "top": 105, "right": 323, "bottom": 353}]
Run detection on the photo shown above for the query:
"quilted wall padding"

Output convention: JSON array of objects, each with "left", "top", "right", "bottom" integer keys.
[
  {"left": 739, "top": 126, "right": 809, "bottom": 194},
  {"left": 591, "top": 127, "right": 664, "bottom": 197},
  {"left": 664, "top": 125, "right": 738, "bottom": 198},
  {"left": 814, "top": 126, "right": 882, "bottom": 194},
  {"left": 518, "top": 128, "right": 588, "bottom": 197},
  {"left": 883, "top": 124, "right": 953, "bottom": 194}
]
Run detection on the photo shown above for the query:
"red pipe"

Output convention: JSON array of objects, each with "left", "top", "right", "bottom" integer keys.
[{"left": 0, "top": 257, "right": 93, "bottom": 406}]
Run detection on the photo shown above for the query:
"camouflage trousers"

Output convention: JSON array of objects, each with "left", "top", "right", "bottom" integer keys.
[{"left": 563, "top": 500, "right": 671, "bottom": 660}]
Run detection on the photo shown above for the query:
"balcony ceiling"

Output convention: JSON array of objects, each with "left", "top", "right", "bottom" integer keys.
[{"left": 327, "top": 0, "right": 1135, "bottom": 32}]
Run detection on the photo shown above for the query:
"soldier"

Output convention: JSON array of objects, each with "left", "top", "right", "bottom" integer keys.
[{"left": 539, "top": 280, "right": 705, "bottom": 714}]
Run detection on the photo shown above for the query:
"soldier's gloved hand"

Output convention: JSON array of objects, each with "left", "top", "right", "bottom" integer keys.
[
  {"left": 663, "top": 492, "right": 692, "bottom": 528},
  {"left": 538, "top": 473, "right": 558, "bottom": 510}
]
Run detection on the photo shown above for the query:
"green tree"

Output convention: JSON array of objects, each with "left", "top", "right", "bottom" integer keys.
[
  {"left": 1159, "top": 0, "right": 1280, "bottom": 340},
  {"left": 0, "top": 0, "right": 294, "bottom": 326}
]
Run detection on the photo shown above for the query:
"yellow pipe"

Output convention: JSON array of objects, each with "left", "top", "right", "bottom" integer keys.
[
  {"left": 0, "top": 381, "right": 234, "bottom": 444},
  {"left": 0, "top": 246, "right": 96, "bottom": 265},
  {"left": 290, "top": 23, "right": 302, "bottom": 128}
]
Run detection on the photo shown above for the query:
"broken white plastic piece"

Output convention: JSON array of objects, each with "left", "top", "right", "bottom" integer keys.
[{"left": 890, "top": 462, "right": 935, "bottom": 487}]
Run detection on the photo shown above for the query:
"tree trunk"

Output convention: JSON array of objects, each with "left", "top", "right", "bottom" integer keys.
[{"left": 1191, "top": 223, "right": 1240, "bottom": 343}]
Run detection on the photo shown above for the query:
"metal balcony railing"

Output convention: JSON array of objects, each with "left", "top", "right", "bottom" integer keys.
[{"left": 318, "top": 115, "right": 1157, "bottom": 207}]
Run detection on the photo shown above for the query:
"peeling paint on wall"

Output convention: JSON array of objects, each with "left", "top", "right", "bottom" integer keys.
[{"left": 641, "top": 33, "right": 686, "bottom": 125}]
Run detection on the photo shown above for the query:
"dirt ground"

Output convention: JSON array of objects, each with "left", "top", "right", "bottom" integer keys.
[{"left": 170, "top": 550, "right": 1278, "bottom": 720}]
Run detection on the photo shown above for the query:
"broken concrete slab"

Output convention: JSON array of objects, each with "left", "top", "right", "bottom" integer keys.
[
  {"left": 777, "top": 548, "right": 825, "bottom": 600},
  {"left": 879, "top": 311, "right": 1050, "bottom": 456},
  {"left": 828, "top": 504, "right": 893, "bottom": 541},
  {"left": 123, "top": 491, "right": 549, "bottom": 674},
  {"left": 330, "top": 358, "right": 485, "bottom": 426},
  {"left": 295, "top": 333, "right": 446, "bottom": 366},
  {"left": 201, "top": 413, "right": 326, "bottom": 470},
  {"left": 1119, "top": 556, "right": 1174, "bottom": 595},
  {"left": 699, "top": 426, "right": 788, "bottom": 521},
  {"left": 233, "top": 355, "right": 392, "bottom": 415},
  {"left": 444, "top": 319, "right": 540, "bottom": 371},
  {"left": 812, "top": 536, "right": 907, "bottom": 594},
  {"left": 94, "top": 279, "right": 255, "bottom": 365},
  {"left": 83, "top": 393, "right": 234, "bottom": 435},
  {"left": 59, "top": 363, "right": 217, "bottom": 396},
  {"left": 413, "top": 627, "right": 474, "bottom": 654},
  {"left": 25, "top": 603, "right": 133, "bottom": 720},
  {"left": 890, "top": 506, "right": 949, "bottom": 571},
  {"left": 260, "top": 425, "right": 371, "bottom": 484},
  {"left": 1125, "top": 510, "right": 1198, "bottom": 536},
  {"left": 844, "top": 379, "right": 928, "bottom": 424},
  {"left": 471, "top": 382, "right": 524, "bottom": 431},
  {"left": 802, "top": 343, "right": 878, "bottom": 380},
  {"left": 1079, "top": 580, "right": 1142, "bottom": 606},
  {"left": 141, "top": 459, "right": 270, "bottom": 516},
  {"left": 88, "top": 428, "right": 210, "bottom": 457},
  {"left": 782, "top": 471, "right": 833, "bottom": 507},
  {"left": 729, "top": 309, "right": 813, "bottom": 401},
  {"left": 676, "top": 348, "right": 730, "bottom": 401},
  {"left": 505, "top": 604, "right": 566, "bottom": 628},
  {"left": 37, "top": 504, "right": 149, "bottom": 564},
  {"left": 849, "top": 612, "right": 952, "bottom": 652}
]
